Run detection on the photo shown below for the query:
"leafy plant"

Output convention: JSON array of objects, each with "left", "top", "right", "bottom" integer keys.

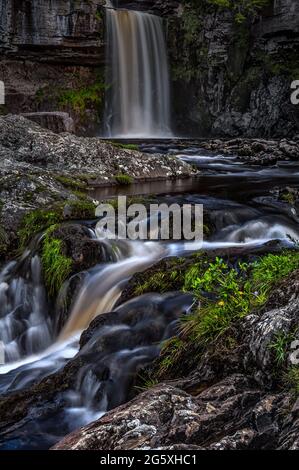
[
  {"left": 155, "top": 251, "right": 299, "bottom": 378},
  {"left": 269, "top": 331, "right": 297, "bottom": 365},
  {"left": 41, "top": 227, "right": 72, "bottom": 297}
]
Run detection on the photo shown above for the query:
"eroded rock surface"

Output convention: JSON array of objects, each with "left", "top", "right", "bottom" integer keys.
[
  {"left": 201, "top": 138, "right": 299, "bottom": 164},
  {"left": 52, "top": 268, "right": 299, "bottom": 451},
  {"left": 0, "top": 115, "right": 193, "bottom": 255}
]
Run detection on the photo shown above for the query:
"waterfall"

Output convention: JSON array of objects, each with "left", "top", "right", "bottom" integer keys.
[{"left": 105, "top": 3, "right": 172, "bottom": 138}]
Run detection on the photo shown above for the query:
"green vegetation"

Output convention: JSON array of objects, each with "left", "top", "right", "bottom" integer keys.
[
  {"left": 95, "top": 9, "right": 103, "bottom": 21},
  {"left": 183, "top": 252, "right": 299, "bottom": 344},
  {"left": 41, "top": 226, "right": 72, "bottom": 297},
  {"left": 65, "top": 197, "right": 96, "bottom": 219},
  {"left": 281, "top": 192, "right": 296, "bottom": 205},
  {"left": 115, "top": 174, "right": 134, "bottom": 186},
  {"left": 58, "top": 82, "right": 106, "bottom": 116},
  {"left": 18, "top": 208, "right": 62, "bottom": 248},
  {"left": 0, "top": 227, "right": 8, "bottom": 254},
  {"left": 207, "top": 0, "right": 271, "bottom": 23},
  {"left": 18, "top": 196, "right": 96, "bottom": 248},
  {"left": 150, "top": 251, "right": 299, "bottom": 378},
  {"left": 134, "top": 258, "right": 186, "bottom": 296},
  {"left": 0, "top": 105, "right": 8, "bottom": 116},
  {"left": 284, "top": 366, "right": 299, "bottom": 397},
  {"left": 182, "top": 0, "right": 271, "bottom": 24},
  {"left": 269, "top": 331, "right": 297, "bottom": 365},
  {"left": 256, "top": 51, "right": 299, "bottom": 79},
  {"left": 110, "top": 142, "right": 139, "bottom": 151},
  {"left": 54, "top": 175, "right": 88, "bottom": 191}
]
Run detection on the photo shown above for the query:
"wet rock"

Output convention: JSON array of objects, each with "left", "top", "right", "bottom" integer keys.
[
  {"left": 169, "top": 0, "right": 299, "bottom": 138},
  {"left": 52, "top": 374, "right": 289, "bottom": 450},
  {"left": 242, "top": 272, "right": 299, "bottom": 386},
  {"left": 0, "top": 115, "right": 194, "bottom": 256},
  {"left": 21, "top": 112, "right": 75, "bottom": 134},
  {"left": 0, "top": 1, "right": 105, "bottom": 65},
  {"left": 0, "top": 115, "right": 193, "bottom": 179},
  {"left": 201, "top": 138, "right": 299, "bottom": 165},
  {"left": 0, "top": 293, "right": 192, "bottom": 449}
]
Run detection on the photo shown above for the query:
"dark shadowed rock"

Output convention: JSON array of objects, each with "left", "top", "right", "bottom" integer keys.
[
  {"left": 21, "top": 112, "right": 75, "bottom": 134},
  {"left": 52, "top": 374, "right": 293, "bottom": 450}
]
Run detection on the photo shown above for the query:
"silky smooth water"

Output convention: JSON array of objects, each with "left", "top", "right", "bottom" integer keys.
[
  {"left": 0, "top": 145, "right": 299, "bottom": 449},
  {"left": 105, "top": 3, "right": 172, "bottom": 137}
]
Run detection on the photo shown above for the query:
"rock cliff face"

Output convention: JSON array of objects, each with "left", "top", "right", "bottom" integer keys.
[
  {"left": 0, "top": 0, "right": 105, "bottom": 64},
  {"left": 0, "top": 0, "right": 106, "bottom": 135},
  {"left": 0, "top": 0, "right": 298, "bottom": 137},
  {"left": 167, "top": 0, "right": 299, "bottom": 137}
]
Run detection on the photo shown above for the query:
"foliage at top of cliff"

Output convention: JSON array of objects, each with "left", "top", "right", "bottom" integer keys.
[{"left": 183, "top": 0, "right": 271, "bottom": 23}]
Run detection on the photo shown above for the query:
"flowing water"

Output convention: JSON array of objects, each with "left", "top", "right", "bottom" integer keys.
[
  {"left": 1, "top": 4, "right": 299, "bottom": 450},
  {"left": 0, "top": 143, "right": 299, "bottom": 449},
  {"left": 105, "top": 2, "right": 172, "bottom": 137}
]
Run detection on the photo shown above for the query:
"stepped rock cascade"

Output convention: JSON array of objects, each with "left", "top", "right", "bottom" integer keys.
[
  {"left": 1, "top": 141, "right": 299, "bottom": 448},
  {"left": 105, "top": 4, "right": 172, "bottom": 137}
]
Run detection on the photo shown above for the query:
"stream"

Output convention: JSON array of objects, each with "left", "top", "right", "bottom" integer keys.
[{"left": 0, "top": 142, "right": 299, "bottom": 449}]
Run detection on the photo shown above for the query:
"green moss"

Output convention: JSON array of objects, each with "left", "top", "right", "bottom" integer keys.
[
  {"left": 41, "top": 226, "right": 72, "bottom": 297},
  {"left": 0, "top": 226, "right": 9, "bottom": 255},
  {"left": 58, "top": 82, "right": 106, "bottom": 116},
  {"left": 18, "top": 208, "right": 62, "bottom": 248},
  {"left": 281, "top": 192, "right": 296, "bottom": 205},
  {"left": 95, "top": 9, "right": 103, "bottom": 21},
  {"left": 115, "top": 174, "right": 134, "bottom": 186},
  {"left": 111, "top": 142, "right": 139, "bottom": 151},
  {"left": 255, "top": 50, "right": 299, "bottom": 79},
  {"left": 207, "top": 0, "right": 271, "bottom": 22},
  {"left": 284, "top": 367, "right": 299, "bottom": 397},
  {"left": 18, "top": 195, "right": 96, "bottom": 248},
  {"left": 133, "top": 258, "right": 187, "bottom": 297},
  {"left": 66, "top": 198, "right": 96, "bottom": 219},
  {"left": 135, "top": 271, "right": 175, "bottom": 296},
  {"left": 0, "top": 105, "right": 8, "bottom": 116},
  {"left": 54, "top": 175, "right": 88, "bottom": 191}
]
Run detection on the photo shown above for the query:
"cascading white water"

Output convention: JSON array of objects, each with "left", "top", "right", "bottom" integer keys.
[
  {"left": 0, "top": 253, "right": 52, "bottom": 363},
  {"left": 105, "top": 3, "right": 172, "bottom": 137}
]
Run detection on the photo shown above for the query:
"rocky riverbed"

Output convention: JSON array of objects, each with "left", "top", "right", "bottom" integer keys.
[
  {"left": 53, "top": 263, "right": 299, "bottom": 451},
  {"left": 0, "top": 119, "right": 299, "bottom": 451},
  {"left": 0, "top": 115, "right": 193, "bottom": 258}
]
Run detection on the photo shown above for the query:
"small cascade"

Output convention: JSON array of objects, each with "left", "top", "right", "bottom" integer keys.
[
  {"left": 105, "top": 1, "right": 172, "bottom": 137},
  {"left": 0, "top": 248, "right": 52, "bottom": 364},
  {"left": 0, "top": 143, "right": 299, "bottom": 449}
]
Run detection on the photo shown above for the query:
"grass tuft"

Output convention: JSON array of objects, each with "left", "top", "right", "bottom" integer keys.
[
  {"left": 41, "top": 226, "right": 72, "bottom": 297},
  {"left": 115, "top": 174, "right": 133, "bottom": 186}
]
